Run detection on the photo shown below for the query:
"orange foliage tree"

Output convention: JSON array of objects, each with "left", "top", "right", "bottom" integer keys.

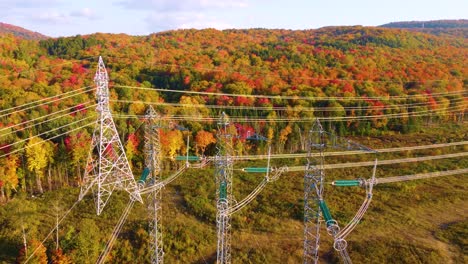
[{"left": 195, "top": 130, "right": 216, "bottom": 155}]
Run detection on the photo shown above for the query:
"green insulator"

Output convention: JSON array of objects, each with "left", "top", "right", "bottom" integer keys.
[
  {"left": 333, "top": 180, "right": 361, "bottom": 187},
  {"left": 243, "top": 167, "right": 269, "bottom": 173},
  {"left": 138, "top": 167, "right": 150, "bottom": 184},
  {"left": 219, "top": 182, "right": 227, "bottom": 200},
  {"left": 319, "top": 200, "right": 334, "bottom": 226},
  {"left": 175, "top": 155, "right": 200, "bottom": 161}
]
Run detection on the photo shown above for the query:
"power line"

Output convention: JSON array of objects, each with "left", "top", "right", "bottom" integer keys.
[
  {"left": 109, "top": 96, "right": 465, "bottom": 112},
  {"left": 100, "top": 54, "right": 465, "bottom": 87},
  {"left": 232, "top": 141, "right": 468, "bottom": 161},
  {"left": 115, "top": 103, "right": 465, "bottom": 119},
  {"left": 96, "top": 200, "right": 135, "bottom": 264},
  {"left": 376, "top": 168, "right": 468, "bottom": 184},
  {"left": 24, "top": 199, "right": 81, "bottom": 263},
  {"left": 375, "top": 168, "right": 468, "bottom": 184},
  {"left": 0, "top": 55, "right": 99, "bottom": 80},
  {"left": 113, "top": 84, "right": 466, "bottom": 101},
  {"left": 286, "top": 151, "right": 468, "bottom": 172},
  {"left": 0, "top": 86, "right": 94, "bottom": 118},
  {"left": 0, "top": 119, "right": 94, "bottom": 158},
  {"left": 105, "top": 58, "right": 466, "bottom": 86},
  {"left": 0, "top": 102, "right": 95, "bottom": 138},
  {"left": 113, "top": 104, "right": 465, "bottom": 122}
]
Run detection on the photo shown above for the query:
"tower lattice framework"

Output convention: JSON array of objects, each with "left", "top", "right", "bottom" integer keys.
[
  {"left": 79, "top": 56, "right": 142, "bottom": 215},
  {"left": 303, "top": 119, "right": 375, "bottom": 264},
  {"left": 303, "top": 119, "right": 326, "bottom": 264},
  {"left": 215, "top": 112, "right": 234, "bottom": 264},
  {"left": 143, "top": 106, "right": 164, "bottom": 264}
]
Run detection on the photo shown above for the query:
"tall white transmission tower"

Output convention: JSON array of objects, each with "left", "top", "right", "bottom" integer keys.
[
  {"left": 79, "top": 56, "right": 142, "bottom": 215},
  {"left": 142, "top": 106, "right": 164, "bottom": 264},
  {"left": 215, "top": 112, "right": 234, "bottom": 264}
]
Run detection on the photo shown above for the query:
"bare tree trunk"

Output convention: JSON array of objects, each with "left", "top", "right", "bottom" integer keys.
[
  {"left": 77, "top": 165, "right": 81, "bottom": 186},
  {"left": 57, "top": 166, "right": 62, "bottom": 188},
  {"left": 21, "top": 222, "right": 28, "bottom": 257},
  {"left": 65, "top": 167, "right": 69, "bottom": 186},
  {"left": 27, "top": 172, "right": 33, "bottom": 195},
  {"left": 47, "top": 165, "right": 53, "bottom": 191},
  {"left": 0, "top": 186, "right": 5, "bottom": 203},
  {"left": 298, "top": 127, "right": 305, "bottom": 151},
  {"left": 36, "top": 173, "right": 44, "bottom": 194}
]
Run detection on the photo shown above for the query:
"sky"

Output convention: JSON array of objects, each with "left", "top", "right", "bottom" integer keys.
[{"left": 0, "top": 0, "right": 466, "bottom": 37}]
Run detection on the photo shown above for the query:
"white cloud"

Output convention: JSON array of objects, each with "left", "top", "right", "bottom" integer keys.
[
  {"left": 203, "top": 0, "right": 248, "bottom": 8},
  {"left": 179, "top": 19, "right": 233, "bottom": 30},
  {"left": 117, "top": 0, "right": 248, "bottom": 11},
  {"left": 117, "top": 0, "right": 246, "bottom": 32},
  {"left": 0, "top": 0, "right": 60, "bottom": 9},
  {"left": 146, "top": 11, "right": 233, "bottom": 32},
  {"left": 27, "top": 8, "right": 98, "bottom": 25},
  {"left": 70, "top": 7, "right": 97, "bottom": 19},
  {"left": 0, "top": 0, "right": 60, "bottom": 18},
  {"left": 31, "top": 11, "right": 69, "bottom": 24}
]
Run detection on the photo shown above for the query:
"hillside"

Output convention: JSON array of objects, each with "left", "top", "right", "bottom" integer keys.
[
  {"left": 0, "top": 26, "right": 466, "bottom": 263},
  {"left": 380, "top": 19, "right": 468, "bottom": 29},
  {"left": 0, "top": 22, "right": 48, "bottom": 40},
  {"left": 380, "top": 19, "right": 468, "bottom": 38}
]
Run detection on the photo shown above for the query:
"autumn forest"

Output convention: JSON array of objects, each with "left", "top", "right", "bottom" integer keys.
[{"left": 0, "top": 23, "right": 467, "bottom": 263}]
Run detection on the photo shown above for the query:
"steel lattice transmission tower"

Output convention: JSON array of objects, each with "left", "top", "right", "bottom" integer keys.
[
  {"left": 79, "top": 56, "right": 142, "bottom": 215},
  {"left": 303, "top": 119, "right": 375, "bottom": 264},
  {"left": 142, "top": 106, "right": 164, "bottom": 264},
  {"left": 215, "top": 112, "right": 234, "bottom": 264},
  {"left": 303, "top": 119, "right": 326, "bottom": 264}
]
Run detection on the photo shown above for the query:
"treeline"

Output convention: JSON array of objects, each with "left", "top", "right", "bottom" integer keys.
[
  {"left": 380, "top": 19, "right": 468, "bottom": 29},
  {"left": 0, "top": 26, "right": 466, "bottom": 201},
  {"left": 0, "top": 22, "right": 48, "bottom": 40},
  {"left": 380, "top": 20, "right": 468, "bottom": 38}
]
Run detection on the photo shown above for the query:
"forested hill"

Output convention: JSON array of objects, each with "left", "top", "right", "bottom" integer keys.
[
  {"left": 0, "top": 26, "right": 466, "bottom": 172},
  {"left": 0, "top": 22, "right": 48, "bottom": 40},
  {"left": 380, "top": 19, "right": 468, "bottom": 38},
  {"left": 0, "top": 26, "right": 466, "bottom": 140},
  {"left": 0, "top": 25, "right": 467, "bottom": 263},
  {"left": 35, "top": 26, "right": 467, "bottom": 104},
  {"left": 380, "top": 19, "right": 468, "bottom": 29},
  {"left": 0, "top": 25, "right": 465, "bottom": 186}
]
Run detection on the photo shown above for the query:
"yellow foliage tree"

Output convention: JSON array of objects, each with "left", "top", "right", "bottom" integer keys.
[
  {"left": 279, "top": 125, "right": 292, "bottom": 145},
  {"left": 0, "top": 155, "right": 19, "bottom": 201},
  {"left": 66, "top": 131, "right": 91, "bottom": 177},
  {"left": 267, "top": 127, "right": 274, "bottom": 141},
  {"left": 26, "top": 137, "right": 54, "bottom": 194},
  {"left": 162, "top": 130, "right": 185, "bottom": 159}
]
